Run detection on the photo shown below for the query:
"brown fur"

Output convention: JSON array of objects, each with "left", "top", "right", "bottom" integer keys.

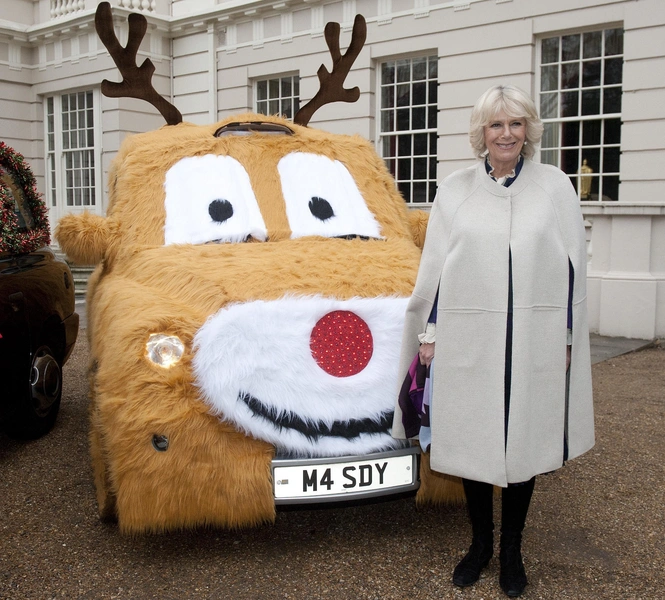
[
  {"left": 416, "top": 451, "right": 466, "bottom": 506},
  {"left": 56, "top": 113, "right": 455, "bottom": 532},
  {"left": 407, "top": 209, "right": 430, "bottom": 250}
]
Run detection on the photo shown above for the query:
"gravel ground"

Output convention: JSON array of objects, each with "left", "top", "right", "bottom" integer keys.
[{"left": 1, "top": 333, "right": 663, "bottom": 600}]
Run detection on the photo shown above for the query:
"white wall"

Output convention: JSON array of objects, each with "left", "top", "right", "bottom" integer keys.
[{"left": 0, "top": 0, "right": 662, "bottom": 338}]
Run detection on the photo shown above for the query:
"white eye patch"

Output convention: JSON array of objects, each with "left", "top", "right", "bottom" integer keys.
[
  {"left": 163, "top": 154, "right": 267, "bottom": 245},
  {"left": 278, "top": 152, "right": 383, "bottom": 240}
]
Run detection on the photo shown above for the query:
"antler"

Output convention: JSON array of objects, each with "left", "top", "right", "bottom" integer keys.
[
  {"left": 95, "top": 2, "right": 182, "bottom": 126},
  {"left": 294, "top": 14, "right": 367, "bottom": 127}
]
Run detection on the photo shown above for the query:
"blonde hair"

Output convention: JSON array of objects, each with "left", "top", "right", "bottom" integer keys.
[{"left": 469, "top": 85, "right": 544, "bottom": 160}]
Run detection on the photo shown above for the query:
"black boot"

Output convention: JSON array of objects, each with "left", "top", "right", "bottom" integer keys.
[
  {"left": 499, "top": 477, "right": 535, "bottom": 597},
  {"left": 453, "top": 479, "right": 494, "bottom": 587}
]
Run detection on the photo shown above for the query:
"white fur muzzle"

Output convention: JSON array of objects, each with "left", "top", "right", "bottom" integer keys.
[{"left": 192, "top": 295, "right": 408, "bottom": 456}]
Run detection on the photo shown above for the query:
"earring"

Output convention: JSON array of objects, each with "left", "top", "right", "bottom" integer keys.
[{"left": 524, "top": 141, "right": 528, "bottom": 146}]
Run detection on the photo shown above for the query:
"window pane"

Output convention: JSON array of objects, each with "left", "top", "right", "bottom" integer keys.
[
  {"left": 412, "top": 57, "right": 426, "bottom": 81},
  {"left": 257, "top": 81, "right": 267, "bottom": 101},
  {"left": 562, "top": 121, "right": 580, "bottom": 147},
  {"left": 413, "top": 157, "right": 427, "bottom": 179},
  {"left": 428, "top": 81, "right": 437, "bottom": 104},
  {"left": 429, "top": 157, "right": 437, "bottom": 179},
  {"left": 413, "top": 82, "right": 426, "bottom": 105},
  {"left": 582, "top": 120, "right": 601, "bottom": 146},
  {"left": 603, "top": 146, "right": 620, "bottom": 173},
  {"left": 542, "top": 37, "right": 559, "bottom": 64},
  {"left": 282, "top": 98, "right": 292, "bottom": 119},
  {"left": 281, "top": 77, "right": 292, "bottom": 96},
  {"left": 382, "top": 137, "right": 396, "bottom": 159},
  {"left": 396, "top": 59, "right": 410, "bottom": 83},
  {"left": 428, "top": 56, "right": 437, "bottom": 78},
  {"left": 562, "top": 63, "right": 579, "bottom": 89},
  {"left": 412, "top": 106, "right": 426, "bottom": 129},
  {"left": 540, "top": 93, "right": 558, "bottom": 118},
  {"left": 294, "top": 77, "right": 300, "bottom": 96},
  {"left": 561, "top": 148, "right": 579, "bottom": 174},
  {"left": 582, "top": 148, "right": 600, "bottom": 174},
  {"left": 541, "top": 149, "right": 558, "bottom": 166},
  {"left": 582, "top": 60, "right": 601, "bottom": 87},
  {"left": 602, "top": 175, "right": 619, "bottom": 200},
  {"left": 396, "top": 108, "right": 410, "bottom": 130},
  {"left": 414, "top": 133, "right": 427, "bottom": 156},
  {"left": 562, "top": 91, "right": 579, "bottom": 117},
  {"left": 581, "top": 89, "right": 600, "bottom": 115},
  {"left": 604, "top": 58, "right": 623, "bottom": 85},
  {"left": 398, "top": 135, "right": 411, "bottom": 156},
  {"left": 541, "top": 65, "right": 559, "bottom": 91},
  {"left": 269, "top": 99, "right": 279, "bottom": 115},
  {"left": 256, "top": 100, "right": 267, "bottom": 115},
  {"left": 381, "top": 86, "right": 394, "bottom": 109},
  {"left": 605, "top": 28, "right": 623, "bottom": 56},
  {"left": 583, "top": 31, "right": 602, "bottom": 58},
  {"left": 269, "top": 79, "right": 279, "bottom": 98},
  {"left": 603, "top": 87, "right": 622, "bottom": 113},
  {"left": 428, "top": 106, "right": 437, "bottom": 128},
  {"left": 398, "top": 181, "right": 410, "bottom": 201},
  {"left": 382, "top": 62, "right": 395, "bottom": 85},
  {"left": 412, "top": 181, "right": 427, "bottom": 203},
  {"left": 381, "top": 110, "right": 394, "bottom": 132},
  {"left": 398, "top": 159, "right": 411, "bottom": 179},
  {"left": 396, "top": 84, "right": 410, "bottom": 107},
  {"left": 562, "top": 34, "right": 580, "bottom": 61},
  {"left": 604, "top": 118, "right": 621, "bottom": 144},
  {"left": 542, "top": 122, "right": 559, "bottom": 149}
]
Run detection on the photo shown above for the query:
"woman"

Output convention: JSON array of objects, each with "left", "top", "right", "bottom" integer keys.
[{"left": 392, "top": 85, "right": 594, "bottom": 597}]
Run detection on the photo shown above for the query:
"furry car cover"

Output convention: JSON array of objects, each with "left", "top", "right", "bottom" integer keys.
[{"left": 55, "top": 3, "right": 462, "bottom": 533}]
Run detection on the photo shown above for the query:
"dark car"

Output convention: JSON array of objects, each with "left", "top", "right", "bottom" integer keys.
[{"left": 0, "top": 142, "right": 78, "bottom": 439}]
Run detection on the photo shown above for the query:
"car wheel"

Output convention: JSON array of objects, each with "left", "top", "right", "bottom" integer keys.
[{"left": 5, "top": 344, "right": 63, "bottom": 439}]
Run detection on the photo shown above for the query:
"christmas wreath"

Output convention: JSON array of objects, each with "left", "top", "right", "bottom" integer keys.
[{"left": 0, "top": 141, "right": 50, "bottom": 255}]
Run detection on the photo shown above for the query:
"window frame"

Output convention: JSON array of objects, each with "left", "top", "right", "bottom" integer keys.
[
  {"left": 537, "top": 25, "right": 624, "bottom": 202},
  {"left": 253, "top": 73, "right": 300, "bottom": 121},
  {"left": 43, "top": 88, "right": 103, "bottom": 223},
  {"left": 376, "top": 53, "right": 439, "bottom": 205}
]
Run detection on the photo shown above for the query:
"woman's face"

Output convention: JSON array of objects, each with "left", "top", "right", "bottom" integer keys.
[{"left": 484, "top": 111, "right": 527, "bottom": 170}]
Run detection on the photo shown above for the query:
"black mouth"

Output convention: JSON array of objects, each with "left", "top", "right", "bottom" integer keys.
[{"left": 239, "top": 392, "right": 393, "bottom": 441}]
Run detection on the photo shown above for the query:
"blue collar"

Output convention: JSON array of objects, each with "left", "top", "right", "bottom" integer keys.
[{"left": 485, "top": 155, "right": 524, "bottom": 188}]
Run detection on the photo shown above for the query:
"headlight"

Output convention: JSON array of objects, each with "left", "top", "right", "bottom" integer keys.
[{"left": 145, "top": 334, "right": 185, "bottom": 368}]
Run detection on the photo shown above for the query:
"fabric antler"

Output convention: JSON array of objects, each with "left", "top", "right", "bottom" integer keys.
[
  {"left": 95, "top": 2, "right": 182, "bottom": 126},
  {"left": 294, "top": 14, "right": 367, "bottom": 127}
]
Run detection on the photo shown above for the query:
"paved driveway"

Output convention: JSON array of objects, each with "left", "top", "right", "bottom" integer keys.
[{"left": 1, "top": 333, "right": 663, "bottom": 599}]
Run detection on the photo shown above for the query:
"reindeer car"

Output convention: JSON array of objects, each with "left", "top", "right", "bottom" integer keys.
[{"left": 56, "top": 3, "right": 461, "bottom": 533}]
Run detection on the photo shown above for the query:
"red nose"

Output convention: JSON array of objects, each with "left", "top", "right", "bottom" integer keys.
[{"left": 309, "top": 310, "right": 374, "bottom": 377}]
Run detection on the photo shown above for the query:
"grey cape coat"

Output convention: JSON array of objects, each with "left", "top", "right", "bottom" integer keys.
[{"left": 392, "top": 159, "right": 594, "bottom": 487}]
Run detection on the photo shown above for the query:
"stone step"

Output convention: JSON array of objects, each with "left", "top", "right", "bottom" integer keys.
[{"left": 53, "top": 249, "right": 95, "bottom": 299}]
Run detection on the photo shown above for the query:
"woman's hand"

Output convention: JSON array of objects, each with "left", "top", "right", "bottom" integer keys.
[{"left": 419, "top": 342, "right": 435, "bottom": 367}]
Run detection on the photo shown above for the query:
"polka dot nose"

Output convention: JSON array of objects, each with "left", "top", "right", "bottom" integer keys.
[{"left": 309, "top": 311, "right": 374, "bottom": 377}]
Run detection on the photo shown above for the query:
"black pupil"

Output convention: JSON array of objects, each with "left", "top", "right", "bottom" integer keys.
[
  {"left": 209, "top": 199, "right": 234, "bottom": 223},
  {"left": 309, "top": 197, "right": 335, "bottom": 221}
]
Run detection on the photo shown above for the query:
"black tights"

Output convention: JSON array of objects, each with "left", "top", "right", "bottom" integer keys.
[{"left": 462, "top": 476, "right": 536, "bottom": 543}]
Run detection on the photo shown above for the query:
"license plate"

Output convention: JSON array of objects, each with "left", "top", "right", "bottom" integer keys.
[{"left": 273, "top": 451, "right": 418, "bottom": 502}]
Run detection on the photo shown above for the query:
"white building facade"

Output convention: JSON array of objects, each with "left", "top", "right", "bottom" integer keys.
[{"left": 1, "top": 0, "right": 663, "bottom": 339}]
